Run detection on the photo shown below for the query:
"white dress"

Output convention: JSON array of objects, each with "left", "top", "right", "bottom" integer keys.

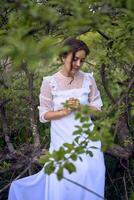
[{"left": 8, "top": 71, "right": 105, "bottom": 200}]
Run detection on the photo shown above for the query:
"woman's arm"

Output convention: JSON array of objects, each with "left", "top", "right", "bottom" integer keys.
[
  {"left": 39, "top": 78, "right": 74, "bottom": 122},
  {"left": 44, "top": 108, "right": 72, "bottom": 121},
  {"left": 88, "top": 75, "right": 103, "bottom": 111}
]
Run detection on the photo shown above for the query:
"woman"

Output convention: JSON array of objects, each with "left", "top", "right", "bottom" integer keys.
[{"left": 8, "top": 38, "right": 105, "bottom": 200}]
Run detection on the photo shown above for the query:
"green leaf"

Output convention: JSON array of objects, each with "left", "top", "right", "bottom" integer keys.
[
  {"left": 78, "top": 156, "right": 83, "bottom": 162},
  {"left": 75, "top": 146, "right": 85, "bottom": 154},
  {"left": 63, "top": 143, "right": 74, "bottom": 150},
  {"left": 89, "top": 146, "right": 98, "bottom": 150},
  {"left": 57, "top": 166, "right": 64, "bottom": 180},
  {"left": 52, "top": 147, "right": 65, "bottom": 161},
  {"left": 38, "top": 154, "right": 50, "bottom": 164},
  {"left": 80, "top": 116, "right": 89, "bottom": 123},
  {"left": 44, "top": 162, "right": 55, "bottom": 175},
  {"left": 64, "top": 162, "right": 76, "bottom": 174},
  {"left": 70, "top": 153, "right": 77, "bottom": 161},
  {"left": 86, "top": 150, "right": 93, "bottom": 157},
  {"left": 73, "top": 129, "right": 82, "bottom": 135},
  {"left": 82, "top": 123, "right": 90, "bottom": 129},
  {"left": 75, "top": 112, "right": 82, "bottom": 119},
  {"left": 74, "top": 136, "right": 80, "bottom": 143}
]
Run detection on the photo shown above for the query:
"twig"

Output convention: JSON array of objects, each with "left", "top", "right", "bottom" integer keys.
[
  {"left": 62, "top": 175, "right": 107, "bottom": 200},
  {"left": 0, "top": 165, "right": 31, "bottom": 194},
  {"left": 123, "top": 173, "right": 128, "bottom": 200},
  {"left": 106, "top": 168, "right": 119, "bottom": 198},
  {"left": 127, "top": 169, "right": 134, "bottom": 190},
  {"left": 96, "top": 29, "right": 111, "bottom": 41}
]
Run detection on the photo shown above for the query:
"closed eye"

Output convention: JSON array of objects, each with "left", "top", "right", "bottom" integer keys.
[
  {"left": 73, "top": 57, "right": 78, "bottom": 61},
  {"left": 73, "top": 57, "right": 85, "bottom": 63}
]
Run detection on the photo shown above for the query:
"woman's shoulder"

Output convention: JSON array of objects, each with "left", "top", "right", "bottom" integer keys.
[
  {"left": 43, "top": 75, "right": 52, "bottom": 81},
  {"left": 79, "top": 70, "right": 94, "bottom": 80},
  {"left": 41, "top": 74, "right": 57, "bottom": 89},
  {"left": 42, "top": 74, "right": 56, "bottom": 83},
  {"left": 79, "top": 71, "right": 96, "bottom": 87}
]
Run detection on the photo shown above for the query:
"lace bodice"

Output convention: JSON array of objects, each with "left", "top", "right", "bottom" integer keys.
[{"left": 38, "top": 71, "right": 103, "bottom": 123}]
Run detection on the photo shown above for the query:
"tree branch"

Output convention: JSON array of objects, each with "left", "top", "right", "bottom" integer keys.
[{"left": 100, "top": 63, "right": 116, "bottom": 103}]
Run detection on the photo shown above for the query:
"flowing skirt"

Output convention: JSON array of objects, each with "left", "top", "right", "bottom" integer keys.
[
  {"left": 8, "top": 148, "right": 105, "bottom": 200},
  {"left": 8, "top": 118, "right": 105, "bottom": 200}
]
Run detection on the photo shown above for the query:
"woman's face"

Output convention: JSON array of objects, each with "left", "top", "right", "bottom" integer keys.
[{"left": 62, "top": 50, "right": 86, "bottom": 75}]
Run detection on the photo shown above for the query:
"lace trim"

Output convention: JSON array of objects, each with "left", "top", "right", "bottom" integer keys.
[{"left": 43, "top": 72, "right": 93, "bottom": 97}]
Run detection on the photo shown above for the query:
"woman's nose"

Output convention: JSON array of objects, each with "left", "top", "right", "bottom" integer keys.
[{"left": 76, "top": 60, "right": 81, "bottom": 67}]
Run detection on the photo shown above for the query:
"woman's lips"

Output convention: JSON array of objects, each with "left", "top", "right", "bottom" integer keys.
[{"left": 72, "top": 67, "right": 79, "bottom": 70}]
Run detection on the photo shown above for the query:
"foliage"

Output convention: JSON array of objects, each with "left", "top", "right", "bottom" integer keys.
[
  {"left": 0, "top": 0, "right": 133, "bottom": 199},
  {"left": 39, "top": 105, "right": 114, "bottom": 181}
]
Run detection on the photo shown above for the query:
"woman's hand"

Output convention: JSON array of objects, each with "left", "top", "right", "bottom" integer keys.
[
  {"left": 64, "top": 98, "right": 81, "bottom": 111},
  {"left": 44, "top": 98, "right": 81, "bottom": 121},
  {"left": 58, "top": 98, "right": 80, "bottom": 117}
]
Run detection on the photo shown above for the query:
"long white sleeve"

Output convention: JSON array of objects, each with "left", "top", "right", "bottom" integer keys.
[
  {"left": 38, "top": 77, "right": 53, "bottom": 123},
  {"left": 88, "top": 75, "right": 103, "bottom": 111}
]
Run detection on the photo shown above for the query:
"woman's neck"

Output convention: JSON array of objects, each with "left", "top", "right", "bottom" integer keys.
[
  {"left": 59, "top": 68, "right": 70, "bottom": 77},
  {"left": 59, "top": 67, "right": 79, "bottom": 78}
]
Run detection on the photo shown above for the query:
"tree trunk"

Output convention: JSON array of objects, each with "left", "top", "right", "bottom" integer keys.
[
  {"left": 0, "top": 100, "right": 15, "bottom": 153},
  {"left": 22, "top": 64, "right": 40, "bottom": 148},
  {"left": 100, "top": 64, "right": 134, "bottom": 159}
]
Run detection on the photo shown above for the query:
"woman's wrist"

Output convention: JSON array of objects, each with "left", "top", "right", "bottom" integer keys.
[
  {"left": 44, "top": 109, "right": 71, "bottom": 121},
  {"left": 58, "top": 108, "right": 72, "bottom": 117}
]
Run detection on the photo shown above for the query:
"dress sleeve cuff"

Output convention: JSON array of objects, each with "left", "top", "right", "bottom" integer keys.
[{"left": 38, "top": 106, "right": 50, "bottom": 123}]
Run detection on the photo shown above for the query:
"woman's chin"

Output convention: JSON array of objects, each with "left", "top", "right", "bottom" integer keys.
[{"left": 70, "top": 69, "right": 79, "bottom": 76}]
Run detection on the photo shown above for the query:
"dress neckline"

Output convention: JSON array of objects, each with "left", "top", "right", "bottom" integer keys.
[
  {"left": 57, "top": 70, "right": 80, "bottom": 79},
  {"left": 51, "top": 70, "right": 87, "bottom": 92}
]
